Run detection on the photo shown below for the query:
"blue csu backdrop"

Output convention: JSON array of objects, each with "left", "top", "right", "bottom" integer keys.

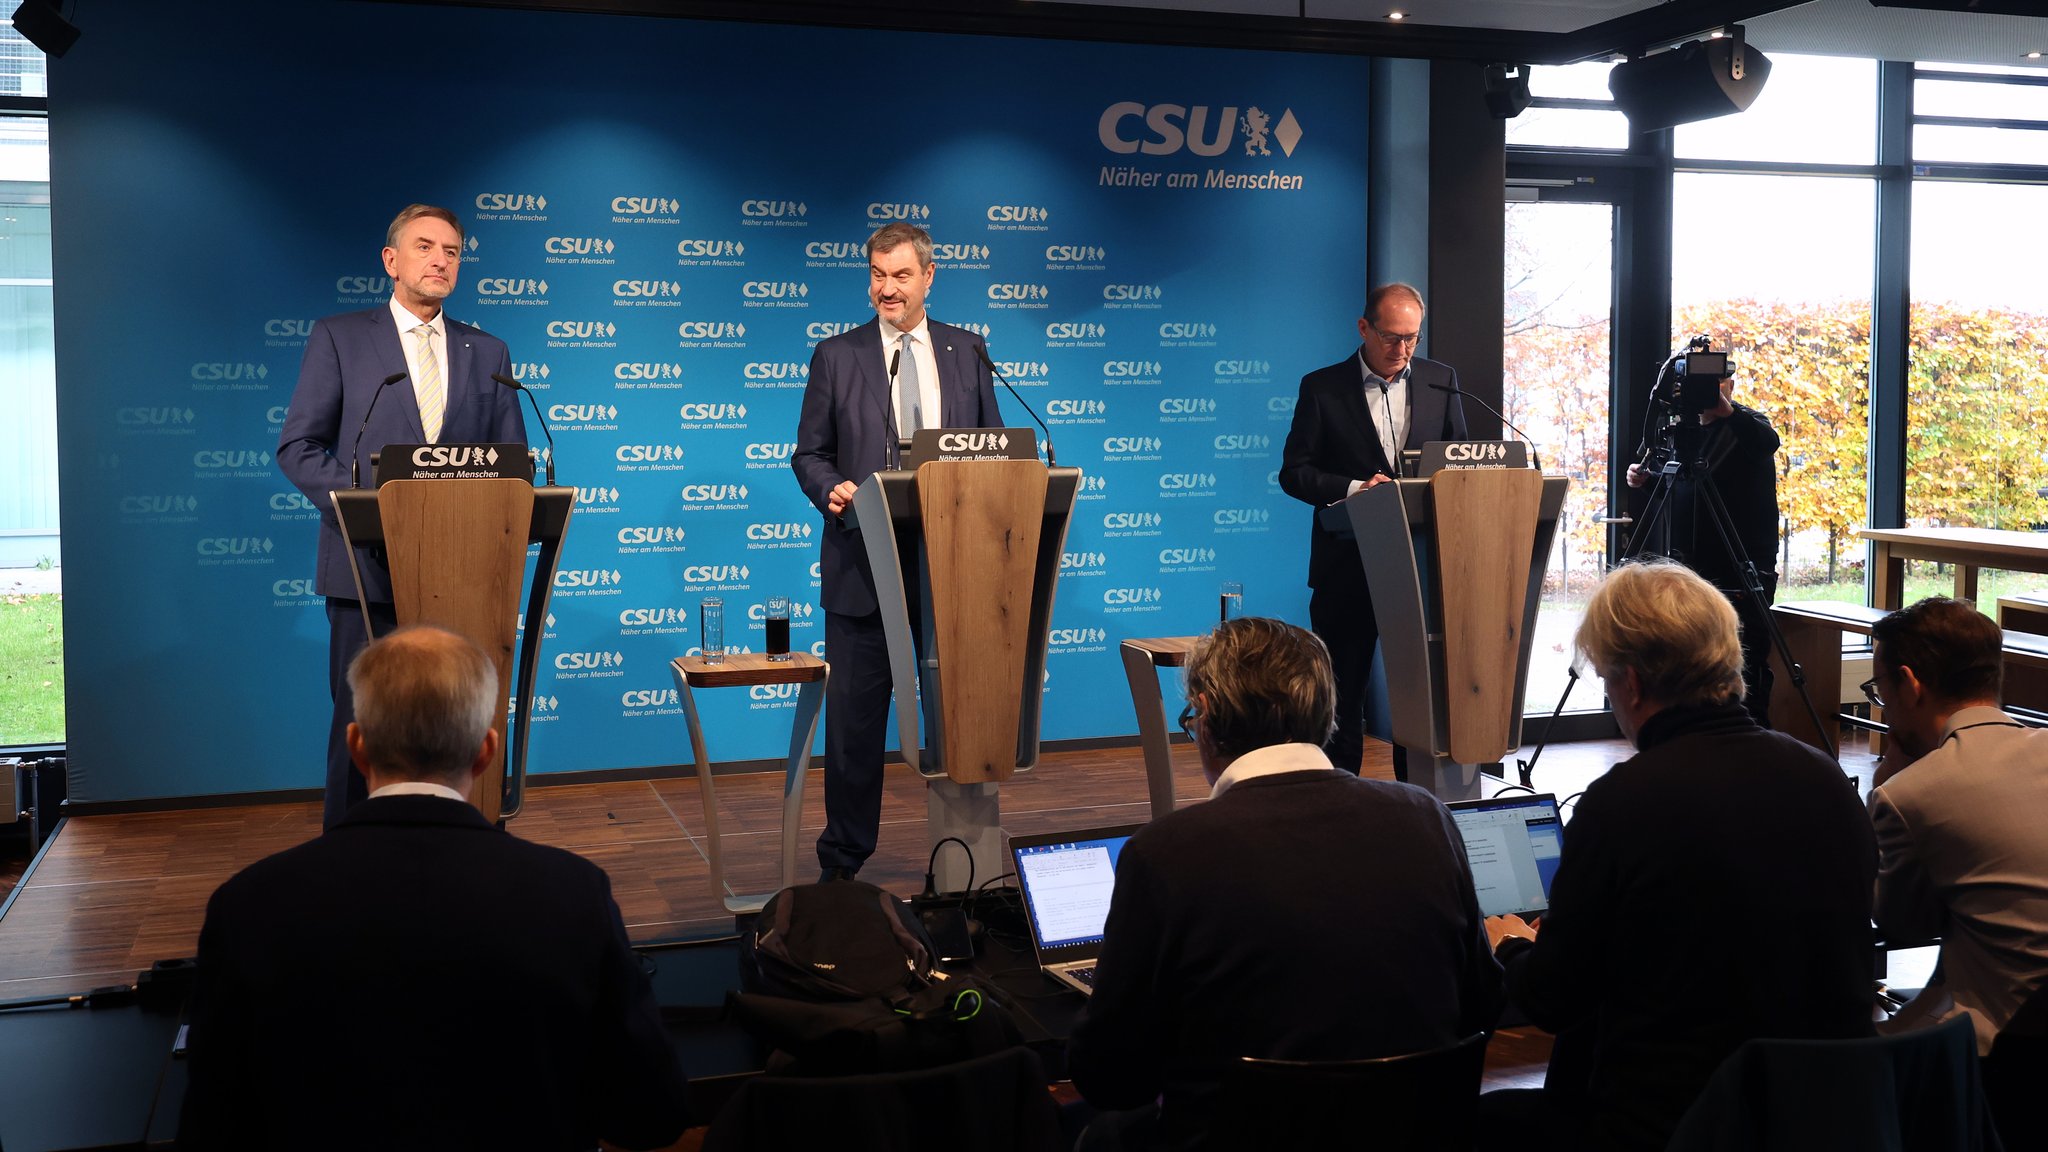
[{"left": 52, "top": 1, "right": 1371, "bottom": 803}]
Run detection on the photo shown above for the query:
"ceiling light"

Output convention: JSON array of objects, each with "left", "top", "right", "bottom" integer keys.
[
  {"left": 1388, "top": 11, "right": 1406, "bottom": 20},
  {"left": 2029, "top": 51, "right": 2044, "bottom": 60}
]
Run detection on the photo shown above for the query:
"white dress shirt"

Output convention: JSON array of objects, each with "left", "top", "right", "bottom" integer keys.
[
  {"left": 1209, "top": 741, "right": 1339, "bottom": 799},
  {"left": 878, "top": 315, "right": 942, "bottom": 432},
  {"left": 389, "top": 295, "right": 450, "bottom": 437}
]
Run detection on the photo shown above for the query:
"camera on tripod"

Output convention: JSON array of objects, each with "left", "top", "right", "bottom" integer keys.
[{"left": 1653, "top": 335, "right": 1734, "bottom": 416}]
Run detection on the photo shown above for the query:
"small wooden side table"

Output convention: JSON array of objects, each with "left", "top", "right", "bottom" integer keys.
[
  {"left": 669, "top": 652, "right": 829, "bottom": 913},
  {"left": 1119, "top": 636, "right": 1199, "bottom": 820}
]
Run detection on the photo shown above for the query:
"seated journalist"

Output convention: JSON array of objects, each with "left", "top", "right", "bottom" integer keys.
[
  {"left": 1480, "top": 561, "right": 1875, "bottom": 1152},
  {"left": 178, "top": 625, "right": 691, "bottom": 1152},
  {"left": 1068, "top": 616, "right": 1504, "bottom": 1152}
]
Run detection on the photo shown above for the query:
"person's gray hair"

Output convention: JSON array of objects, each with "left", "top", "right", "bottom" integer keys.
[
  {"left": 1363, "top": 282, "right": 1425, "bottom": 325},
  {"left": 384, "top": 204, "right": 464, "bottom": 250},
  {"left": 866, "top": 222, "right": 933, "bottom": 268},
  {"left": 1183, "top": 617, "right": 1337, "bottom": 762},
  {"left": 1575, "top": 560, "right": 1744, "bottom": 708},
  {"left": 346, "top": 625, "right": 497, "bottom": 785}
]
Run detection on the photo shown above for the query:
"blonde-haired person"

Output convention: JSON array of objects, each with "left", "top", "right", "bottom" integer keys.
[
  {"left": 1477, "top": 562, "right": 1875, "bottom": 1152},
  {"left": 1070, "top": 617, "right": 1502, "bottom": 1152}
]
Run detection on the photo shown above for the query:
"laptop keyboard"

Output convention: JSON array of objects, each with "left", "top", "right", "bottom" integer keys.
[{"left": 1069, "top": 965, "right": 1096, "bottom": 987}]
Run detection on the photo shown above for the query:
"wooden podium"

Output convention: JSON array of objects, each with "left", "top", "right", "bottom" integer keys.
[
  {"left": 1321, "top": 460, "right": 1566, "bottom": 798},
  {"left": 848, "top": 433, "right": 1080, "bottom": 890},
  {"left": 331, "top": 444, "right": 572, "bottom": 823}
]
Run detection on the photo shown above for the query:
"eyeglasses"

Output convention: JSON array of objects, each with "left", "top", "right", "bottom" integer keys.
[
  {"left": 1860, "top": 676, "right": 1887, "bottom": 709},
  {"left": 1177, "top": 702, "right": 1201, "bottom": 738},
  {"left": 1368, "top": 323, "right": 1421, "bottom": 349}
]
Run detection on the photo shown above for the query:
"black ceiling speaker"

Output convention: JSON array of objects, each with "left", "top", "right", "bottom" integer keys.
[
  {"left": 1608, "top": 34, "right": 1772, "bottom": 132},
  {"left": 11, "top": 0, "right": 79, "bottom": 58},
  {"left": 1484, "top": 64, "right": 1533, "bottom": 120},
  {"left": 1870, "top": 0, "right": 2045, "bottom": 14}
]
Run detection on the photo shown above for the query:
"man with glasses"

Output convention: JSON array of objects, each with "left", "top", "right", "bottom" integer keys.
[
  {"left": 1280, "top": 283, "right": 1467, "bottom": 781},
  {"left": 1867, "top": 597, "right": 2048, "bottom": 1055}
]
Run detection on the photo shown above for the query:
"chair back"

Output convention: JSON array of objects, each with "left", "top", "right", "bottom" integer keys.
[
  {"left": 703, "top": 1043, "right": 1061, "bottom": 1152},
  {"left": 1986, "top": 983, "right": 2048, "bottom": 1152},
  {"left": 1665, "top": 1014, "right": 2002, "bottom": 1152},
  {"left": 1204, "top": 1031, "right": 1490, "bottom": 1151}
]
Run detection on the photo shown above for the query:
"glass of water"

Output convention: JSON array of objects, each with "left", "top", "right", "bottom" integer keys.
[
  {"left": 699, "top": 597, "right": 725, "bottom": 664},
  {"left": 1220, "top": 581, "right": 1244, "bottom": 623}
]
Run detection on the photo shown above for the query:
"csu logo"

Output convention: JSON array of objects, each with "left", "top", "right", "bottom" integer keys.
[
  {"left": 747, "top": 602, "right": 815, "bottom": 622},
  {"left": 613, "top": 280, "right": 682, "bottom": 298},
  {"left": 546, "top": 320, "right": 616, "bottom": 339},
  {"left": 1103, "top": 587, "right": 1163, "bottom": 605},
  {"left": 1103, "top": 362, "right": 1162, "bottom": 380},
  {"left": 803, "top": 240, "right": 865, "bottom": 260},
  {"left": 1045, "top": 399, "right": 1106, "bottom": 417},
  {"left": 1215, "top": 359, "right": 1273, "bottom": 376},
  {"left": 1215, "top": 434, "right": 1272, "bottom": 451},
  {"left": 555, "top": 569, "right": 624, "bottom": 588},
  {"left": 508, "top": 362, "right": 550, "bottom": 382},
  {"left": 744, "top": 442, "right": 796, "bottom": 461},
  {"left": 1044, "top": 245, "right": 1106, "bottom": 262},
  {"left": 986, "top": 204, "right": 1050, "bottom": 223},
  {"left": 1046, "top": 322, "right": 1106, "bottom": 340},
  {"left": 272, "top": 578, "right": 316, "bottom": 597},
  {"left": 1079, "top": 475, "right": 1108, "bottom": 494},
  {"left": 197, "top": 537, "right": 274, "bottom": 556},
  {"left": 555, "top": 651, "right": 625, "bottom": 670},
  {"left": 1159, "top": 322, "right": 1218, "bottom": 340},
  {"left": 263, "top": 318, "right": 314, "bottom": 338},
  {"left": 1160, "top": 547, "right": 1218, "bottom": 565},
  {"left": 193, "top": 449, "right": 272, "bottom": 468},
  {"left": 933, "top": 243, "right": 990, "bottom": 262},
  {"left": 994, "top": 361, "right": 1050, "bottom": 381},
  {"left": 615, "top": 362, "right": 684, "bottom": 381},
  {"left": 750, "top": 684, "right": 804, "bottom": 702},
  {"left": 740, "top": 199, "right": 807, "bottom": 218},
  {"left": 411, "top": 445, "right": 502, "bottom": 468},
  {"left": 613, "top": 196, "right": 681, "bottom": 215},
  {"left": 1214, "top": 508, "right": 1272, "bottom": 526},
  {"left": 1102, "top": 511, "right": 1163, "bottom": 530},
  {"left": 679, "top": 238, "right": 745, "bottom": 257},
  {"left": 616, "top": 444, "right": 685, "bottom": 462},
  {"left": 806, "top": 322, "right": 855, "bottom": 340},
  {"left": 682, "top": 564, "right": 751, "bottom": 582},
  {"left": 475, "top": 192, "right": 547, "bottom": 212},
  {"left": 742, "top": 281, "right": 809, "bottom": 299},
  {"left": 1159, "top": 472, "right": 1218, "bottom": 491},
  {"left": 190, "top": 363, "right": 268, "bottom": 381},
  {"left": 616, "top": 526, "right": 685, "bottom": 544},
  {"left": 1161, "top": 398, "right": 1219, "bottom": 416},
  {"left": 576, "top": 486, "right": 622, "bottom": 507},
  {"left": 679, "top": 320, "right": 747, "bottom": 339},
  {"left": 618, "top": 607, "right": 689, "bottom": 627},
  {"left": 269, "top": 491, "right": 315, "bottom": 511},
  {"left": 122, "top": 494, "right": 199, "bottom": 515},
  {"left": 866, "top": 202, "right": 932, "bottom": 221},
  {"left": 1268, "top": 396, "right": 1298, "bottom": 414},
  {"left": 545, "top": 237, "right": 614, "bottom": 255},
  {"left": 936, "top": 431, "right": 1014, "bottom": 454},
  {"left": 620, "top": 688, "right": 678, "bottom": 708},
  {"left": 117, "top": 406, "right": 197, "bottom": 426},
  {"left": 746, "top": 522, "right": 813, "bottom": 541},
  {"left": 1062, "top": 551, "right": 1108, "bottom": 569},
  {"left": 334, "top": 275, "right": 392, "bottom": 295},
  {"left": 679, "top": 402, "right": 747, "bottom": 421},
  {"left": 475, "top": 278, "right": 549, "bottom": 297},
  {"left": 548, "top": 404, "right": 618, "bottom": 422},
  {"left": 1097, "top": 103, "right": 1301, "bottom": 157},
  {"left": 1049, "top": 627, "right": 1109, "bottom": 646},
  {"left": 1103, "top": 284, "right": 1163, "bottom": 303},
  {"left": 743, "top": 362, "right": 808, "bottom": 381},
  {"left": 987, "top": 284, "right": 1049, "bottom": 302},
  {"left": 1446, "top": 442, "right": 1513, "bottom": 462},
  {"left": 681, "top": 483, "right": 749, "bottom": 502},
  {"left": 1103, "top": 436, "right": 1163, "bottom": 454}
]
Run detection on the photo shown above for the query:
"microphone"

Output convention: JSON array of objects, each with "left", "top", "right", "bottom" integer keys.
[
  {"left": 886, "top": 346, "right": 904, "bottom": 469},
  {"left": 975, "top": 342, "right": 1057, "bottom": 467},
  {"left": 351, "top": 372, "right": 410, "bottom": 488},
  {"left": 1426, "top": 380, "right": 1542, "bottom": 470},
  {"left": 492, "top": 373, "right": 555, "bottom": 486}
]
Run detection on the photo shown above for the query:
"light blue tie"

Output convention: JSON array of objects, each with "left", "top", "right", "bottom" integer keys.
[{"left": 896, "top": 333, "right": 922, "bottom": 437}]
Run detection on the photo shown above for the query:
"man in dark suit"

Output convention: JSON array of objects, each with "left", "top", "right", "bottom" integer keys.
[
  {"left": 1279, "top": 283, "right": 1467, "bottom": 781},
  {"left": 278, "top": 204, "right": 527, "bottom": 829},
  {"left": 178, "top": 625, "right": 691, "bottom": 1152},
  {"left": 790, "top": 222, "right": 1004, "bottom": 879}
]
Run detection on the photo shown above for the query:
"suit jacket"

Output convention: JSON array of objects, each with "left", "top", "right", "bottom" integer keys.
[
  {"left": 790, "top": 317, "right": 1004, "bottom": 617},
  {"left": 277, "top": 306, "right": 526, "bottom": 601},
  {"left": 1068, "top": 760, "right": 1503, "bottom": 1152},
  {"left": 1278, "top": 351, "right": 1467, "bottom": 593},
  {"left": 1872, "top": 706, "right": 2048, "bottom": 1055},
  {"left": 177, "top": 794, "right": 690, "bottom": 1152}
]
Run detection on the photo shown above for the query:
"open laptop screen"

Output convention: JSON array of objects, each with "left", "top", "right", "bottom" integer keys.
[
  {"left": 1010, "top": 827, "right": 1137, "bottom": 961},
  {"left": 1445, "top": 794, "right": 1564, "bottom": 919}
]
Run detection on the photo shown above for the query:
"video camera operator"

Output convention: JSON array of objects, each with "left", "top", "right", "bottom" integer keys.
[{"left": 1625, "top": 348, "right": 1782, "bottom": 728}]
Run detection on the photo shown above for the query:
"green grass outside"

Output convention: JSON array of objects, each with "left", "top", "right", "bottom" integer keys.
[{"left": 0, "top": 593, "right": 63, "bottom": 744}]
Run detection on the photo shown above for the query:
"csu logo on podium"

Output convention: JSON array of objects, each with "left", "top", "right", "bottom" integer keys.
[{"left": 1097, "top": 103, "right": 1301, "bottom": 157}]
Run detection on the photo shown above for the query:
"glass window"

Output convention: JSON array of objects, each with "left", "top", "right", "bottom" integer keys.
[
  {"left": 0, "top": 22, "right": 47, "bottom": 98},
  {"left": 1915, "top": 124, "right": 2048, "bottom": 165},
  {"left": 1915, "top": 78, "right": 2048, "bottom": 122},
  {"left": 1674, "top": 53, "right": 1876, "bottom": 165},
  {"left": 1528, "top": 60, "right": 1624, "bottom": 101},
  {"left": 1671, "top": 173, "right": 1875, "bottom": 595},
  {"left": 1506, "top": 107, "right": 1630, "bottom": 150}
]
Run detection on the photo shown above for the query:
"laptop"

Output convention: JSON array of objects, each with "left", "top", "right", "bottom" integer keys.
[
  {"left": 1445, "top": 793, "right": 1564, "bottom": 920},
  {"left": 1008, "top": 824, "right": 1142, "bottom": 996}
]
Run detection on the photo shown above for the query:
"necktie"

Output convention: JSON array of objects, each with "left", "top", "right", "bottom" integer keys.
[
  {"left": 896, "top": 333, "right": 922, "bottom": 438},
  {"left": 413, "top": 323, "right": 443, "bottom": 443}
]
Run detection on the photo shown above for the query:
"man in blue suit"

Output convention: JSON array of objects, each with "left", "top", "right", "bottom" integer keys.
[
  {"left": 791, "top": 222, "right": 1004, "bottom": 880},
  {"left": 1279, "top": 283, "right": 1467, "bottom": 783},
  {"left": 278, "top": 204, "right": 527, "bottom": 829}
]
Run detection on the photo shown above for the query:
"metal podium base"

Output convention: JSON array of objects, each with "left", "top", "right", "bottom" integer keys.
[
  {"left": 1409, "top": 753, "right": 1484, "bottom": 801},
  {"left": 927, "top": 778, "right": 1003, "bottom": 894}
]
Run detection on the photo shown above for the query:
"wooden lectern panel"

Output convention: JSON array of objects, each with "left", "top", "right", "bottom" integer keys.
[
  {"left": 377, "top": 478, "right": 535, "bottom": 823},
  {"left": 1431, "top": 469, "right": 1543, "bottom": 765},
  {"left": 918, "top": 459, "right": 1048, "bottom": 784}
]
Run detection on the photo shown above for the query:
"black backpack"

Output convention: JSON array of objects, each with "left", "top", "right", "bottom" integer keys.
[{"left": 732, "top": 880, "right": 1019, "bottom": 1073}]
